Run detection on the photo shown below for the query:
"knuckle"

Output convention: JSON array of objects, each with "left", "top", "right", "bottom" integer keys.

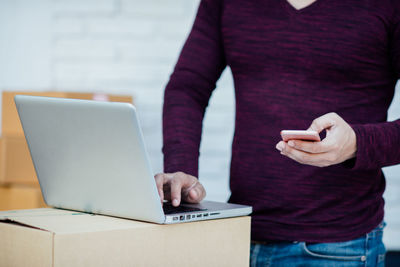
[
  {"left": 176, "top": 171, "right": 188, "bottom": 180},
  {"left": 330, "top": 112, "right": 340, "bottom": 121},
  {"left": 175, "top": 171, "right": 184, "bottom": 177},
  {"left": 154, "top": 176, "right": 163, "bottom": 185},
  {"left": 189, "top": 174, "right": 198, "bottom": 181},
  {"left": 170, "top": 178, "right": 181, "bottom": 187}
]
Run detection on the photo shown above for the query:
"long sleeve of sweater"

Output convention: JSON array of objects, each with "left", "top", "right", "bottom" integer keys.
[
  {"left": 351, "top": 4, "right": 400, "bottom": 170},
  {"left": 162, "top": 0, "right": 226, "bottom": 177}
]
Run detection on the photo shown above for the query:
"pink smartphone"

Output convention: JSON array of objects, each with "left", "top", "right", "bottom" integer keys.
[{"left": 280, "top": 130, "right": 321, "bottom": 142}]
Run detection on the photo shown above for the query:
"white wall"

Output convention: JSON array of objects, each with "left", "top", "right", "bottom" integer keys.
[
  {"left": 0, "top": 0, "right": 399, "bottom": 249},
  {"left": 0, "top": 0, "right": 52, "bottom": 89},
  {"left": 0, "top": 0, "right": 233, "bottom": 201},
  {"left": 383, "top": 85, "right": 400, "bottom": 249}
]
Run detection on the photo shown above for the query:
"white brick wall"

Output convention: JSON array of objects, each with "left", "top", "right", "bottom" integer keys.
[
  {"left": 53, "top": 0, "right": 116, "bottom": 14},
  {"left": 0, "top": 0, "right": 399, "bottom": 250},
  {"left": 0, "top": 0, "right": 52, "bottom": 89}
]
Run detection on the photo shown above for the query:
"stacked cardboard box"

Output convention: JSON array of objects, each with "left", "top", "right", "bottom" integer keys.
[
  {"left": 0, "top": 209, "right": 251, "bottom": 267},
  {"left": 0, "top": 91, "right": 133, "bottom": 211},
  {"left": 0, "top": 185, "right": 46, "bottom": 210}
]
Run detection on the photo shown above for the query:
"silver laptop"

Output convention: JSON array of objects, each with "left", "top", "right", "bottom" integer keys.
[{"left": 15, "top": 95, "right": 252, "bottom": 224}]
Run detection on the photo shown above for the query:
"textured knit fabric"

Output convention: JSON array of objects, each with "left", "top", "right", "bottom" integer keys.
[{"left": 162, "top": 0, "right": 400, "bottom": 242}]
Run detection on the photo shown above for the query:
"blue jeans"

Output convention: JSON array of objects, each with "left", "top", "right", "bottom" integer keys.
[{"left": 250, "top": 222, "right": 386, "bottom": 267}]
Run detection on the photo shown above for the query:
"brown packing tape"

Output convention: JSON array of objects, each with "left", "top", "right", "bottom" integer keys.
[
  {"left": 107, "top": 95, "right": 133, "bottom": 103},
  {"left": 0, "top": 185, "right": 47, "bottom": 211}
]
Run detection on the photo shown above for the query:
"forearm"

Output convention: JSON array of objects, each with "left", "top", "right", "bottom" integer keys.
[{"left": 162, "top": 75, "right": 211, "bottom": 176}]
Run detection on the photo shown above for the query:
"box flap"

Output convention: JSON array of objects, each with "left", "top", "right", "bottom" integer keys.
[
  {"left": 0, "top": 221, "right": 53, "bottom": 267},
  {"left": 0, "top": 208, "right": 152, "bottom": 234}
]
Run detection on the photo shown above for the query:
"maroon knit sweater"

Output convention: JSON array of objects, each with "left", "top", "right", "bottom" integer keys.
[{"left": 162, "top": 0, "right": 400, "bottom": 242}]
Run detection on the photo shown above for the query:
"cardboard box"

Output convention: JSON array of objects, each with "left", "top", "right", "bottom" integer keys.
[
  {"left": 0, "top": 185, "right": 46, "bottom": 211},
  {"left": 0, "top": 209, "right": 251, "bottom": 267},
  {"left": 0, "top": 91, "right": 134, "bottom": 185},
  {"left": 2, "top": 91, "right": 134, "bottom": 137},
  {"left": 0, "top": 137, "right": 38, "bottom": 185}
]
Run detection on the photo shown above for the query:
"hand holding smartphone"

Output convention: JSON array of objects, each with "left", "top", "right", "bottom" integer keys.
[{"left": 280, "top": 130, "right": 321, "bottom": 142}]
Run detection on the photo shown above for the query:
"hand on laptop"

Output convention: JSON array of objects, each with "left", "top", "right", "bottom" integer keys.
[{"left": 154, "top": 172, "right": 206, "bottom": 207}]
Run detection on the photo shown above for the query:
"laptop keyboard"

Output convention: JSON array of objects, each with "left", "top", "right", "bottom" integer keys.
[{"left": 162, "top": 202, "right": 207, "bottom": 215}]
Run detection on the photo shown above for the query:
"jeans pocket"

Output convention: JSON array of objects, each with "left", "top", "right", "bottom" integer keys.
[
  {"left": 367, "top": 221, "right": 386, "bottom": 239},
  {"left": 301, "top": 240, "right": 367, "bottom": 262}
]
